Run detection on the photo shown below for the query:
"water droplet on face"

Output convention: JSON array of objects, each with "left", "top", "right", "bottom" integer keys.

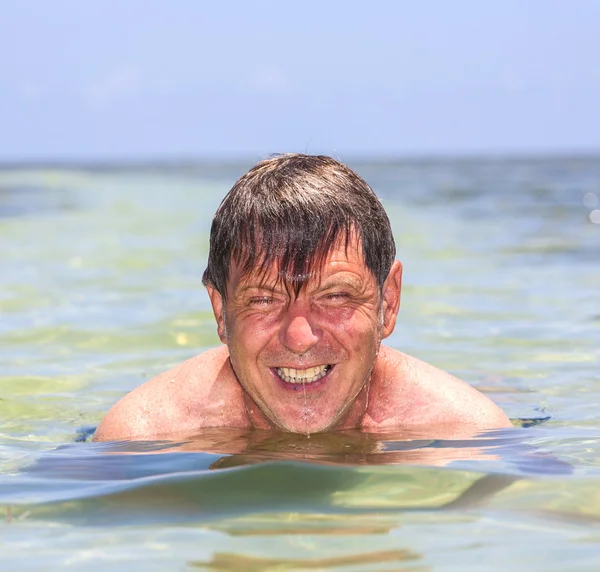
[{"left": 302, "top": 381, "right": 310, "bottom": 439}]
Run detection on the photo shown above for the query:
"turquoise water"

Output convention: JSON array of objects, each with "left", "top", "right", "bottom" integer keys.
[{"left": 1, "top": 157, "right": 600, "bottom": 570}]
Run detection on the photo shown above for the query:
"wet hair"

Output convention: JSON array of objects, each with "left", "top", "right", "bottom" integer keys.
[{"left": 202, "top": 154, "right": 396, "bottom": 299}]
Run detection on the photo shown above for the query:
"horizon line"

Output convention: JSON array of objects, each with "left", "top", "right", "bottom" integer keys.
[{"left": 1, "top": 148, "right": 600, "bottom": 170}]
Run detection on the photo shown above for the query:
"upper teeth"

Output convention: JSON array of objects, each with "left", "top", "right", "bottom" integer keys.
[{"left": 276, "top": 365, "right": 330, "bottom": 384}]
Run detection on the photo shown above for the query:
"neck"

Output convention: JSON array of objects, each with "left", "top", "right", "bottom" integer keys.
[
  {"left": 334, "top": 376, "right": 372, "bottom": 430},
  {"left": 242, "top": 392, "right": 278, "bottom": 430}
]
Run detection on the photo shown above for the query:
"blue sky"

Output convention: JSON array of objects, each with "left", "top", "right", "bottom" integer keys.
[{"left": 2, "top": 0, "right": 599, "bottom": 160}]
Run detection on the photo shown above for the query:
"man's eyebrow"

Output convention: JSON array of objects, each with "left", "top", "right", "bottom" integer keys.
[
  {"left": 317, "top": 274, "right": 364, "bottom": 291},
  {"left": 235, "top": 283, "right": 280, "bottom": 295}
]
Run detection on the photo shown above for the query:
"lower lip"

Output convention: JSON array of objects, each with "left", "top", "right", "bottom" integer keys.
[{"left": 270, "top": 366, "right": 334, "bottom": 392}]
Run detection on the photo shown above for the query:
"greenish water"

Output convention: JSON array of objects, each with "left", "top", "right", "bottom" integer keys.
[{"left": 1, "top": 157, "right": 600, "bottom": 570}]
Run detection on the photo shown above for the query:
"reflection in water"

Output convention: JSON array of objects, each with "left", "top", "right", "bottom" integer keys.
[
  {"left": 187, "top": 548, "right": 423, "bottom": 571},
  {"left": 125, "top": 424, "right": 568, "bottom": 475},
  {"left": 38, "top": 425, "right": 523, "bottom": 477},
  {"left": 204, "top": 427, "right": 497, "bottom": 469},
  {"left": 10, "top": 425, "right": 574, "bottom": 529}
]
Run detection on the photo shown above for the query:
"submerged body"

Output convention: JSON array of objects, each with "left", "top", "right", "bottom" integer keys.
[
  {"left": 94, "top": 154, "right": 511, "bottom": 441},
  {"left": 95, "top": 237, "right": 510, "bottom": 440}
]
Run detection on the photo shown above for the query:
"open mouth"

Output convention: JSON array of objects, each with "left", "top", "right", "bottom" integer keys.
[{"left": 275, "top": 364, "right": 332, "bottom": 385}]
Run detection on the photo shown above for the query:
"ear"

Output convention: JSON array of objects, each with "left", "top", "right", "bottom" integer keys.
[
  {"left": 381, "top": 260, "right": 402, "bottom": 339},
  {"left": 206, "top": 286, "right": 228, "bottom": 344}
]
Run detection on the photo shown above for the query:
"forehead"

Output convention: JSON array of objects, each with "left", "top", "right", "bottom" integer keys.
[{"left": 227, "top": 233, "right": 369, "bottom": 291}]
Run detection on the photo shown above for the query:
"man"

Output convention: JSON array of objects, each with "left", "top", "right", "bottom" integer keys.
[{"left": 94, "top": 154, "right": 511, "bottom": 441}]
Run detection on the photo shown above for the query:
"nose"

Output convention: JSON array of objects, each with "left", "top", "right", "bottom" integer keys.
[{"left": 279, "top": 306, "right": 321, "bottom": 355}]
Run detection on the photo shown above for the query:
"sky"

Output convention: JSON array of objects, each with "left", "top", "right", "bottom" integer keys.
[{"left": 1, "top": 0, "right": 600, "bottom": 160}]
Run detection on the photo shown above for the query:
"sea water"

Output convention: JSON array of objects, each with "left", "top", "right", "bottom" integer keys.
[{"left": 1, "top": 157, "right": 599, "bottom": 570}]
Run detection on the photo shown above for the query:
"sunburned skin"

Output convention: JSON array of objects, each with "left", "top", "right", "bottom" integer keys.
[
  {"left": 207, "top": 237, "right": 398, "bottom": 434},
  {"left": 93, "top": 235, "right": 512, "bottom": 442}
]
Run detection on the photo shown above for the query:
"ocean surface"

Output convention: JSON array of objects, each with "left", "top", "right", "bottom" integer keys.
[{"left": 1, "top": 156, "right": 599, "bottom": 570}]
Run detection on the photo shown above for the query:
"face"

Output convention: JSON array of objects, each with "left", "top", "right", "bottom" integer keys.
[{"left": 207, "top": 235, "right": 402, "bottom": 434}]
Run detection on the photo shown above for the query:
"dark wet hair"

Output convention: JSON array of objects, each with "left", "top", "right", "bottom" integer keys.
[{"left": 202, "top": 154, "right": 395, "bottom": 299}]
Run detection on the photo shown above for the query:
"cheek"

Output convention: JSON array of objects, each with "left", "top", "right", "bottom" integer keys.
[
  {"left": 226, "top": 311, "right": 281, "bottom": 351},
  {"left": 321, "top": 307, "right": 381, "bottom": 348}
]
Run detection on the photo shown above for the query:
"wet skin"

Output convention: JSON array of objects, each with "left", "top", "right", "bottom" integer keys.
[
  {"left": 93, "top": 238, "right": 511, "bottom": 441},
  {"left": 206, "top": 237, "right": 402, "bottom": 434}
]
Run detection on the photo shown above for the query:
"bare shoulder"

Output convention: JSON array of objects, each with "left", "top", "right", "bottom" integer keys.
[
  {"left": 365, "top": 346, "right": 512, "bottom": 430},
  {"left": 93, "top": 346, "right": 249, "bottom": 441}
]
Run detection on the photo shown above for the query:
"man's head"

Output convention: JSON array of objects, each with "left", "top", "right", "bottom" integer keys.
[
  {"left": 202, "top": 154, "right": 396, "bottom": 299},
  {"left": 203, "top": 154, "right": 402, "bottom": 433}
]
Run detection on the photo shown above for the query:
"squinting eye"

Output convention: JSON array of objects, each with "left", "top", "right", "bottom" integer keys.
[
  {"left": 324, "top": 292, "right": 349, "bottom": 301},
  {"left": 249, "top": 297, "right": 274, "bottom": 306}
]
